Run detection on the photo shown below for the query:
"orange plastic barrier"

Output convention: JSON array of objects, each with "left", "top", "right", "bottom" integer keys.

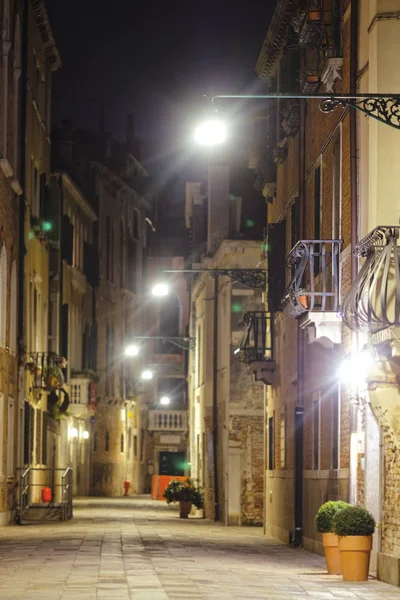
[{"left": 151, "top": 475, "right": 187, "bottom": 500}]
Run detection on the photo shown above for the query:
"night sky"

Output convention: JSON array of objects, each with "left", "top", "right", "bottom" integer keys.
[{"left": 47, "top": 0, "right": 275, "bottom": 175}]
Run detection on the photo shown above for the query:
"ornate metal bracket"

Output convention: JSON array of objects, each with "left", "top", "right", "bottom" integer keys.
[
  {"left": 163, "top": 268, "right": 266, "bottom": 290},
  {"left": 320, "top": 96, "right": 400, "bottom": 130},
  {"left": 211, "top": 94, "right": 400, "bottom": 131},
  {"left": 132, "top": 336, "right": 196, "bottom": 351},
  {"left": 208, "top": 269, "right": 266, "bottom": 289}
]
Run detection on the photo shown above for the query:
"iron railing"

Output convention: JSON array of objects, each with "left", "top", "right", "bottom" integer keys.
[
  {"left": 281, "top": 239, "right": 342, "bottom": 318},
  {"left": 25, "top": 352, "right": 65, "bottom": 389},
  {"left": 342, "top": 226, "right": 400, "bottom": 333},
  {"left": 236, "top": 312, "right": 274, "bottom": 364},
  {"left": 17, "top": 466, "right": 73, "bottom": 524}
]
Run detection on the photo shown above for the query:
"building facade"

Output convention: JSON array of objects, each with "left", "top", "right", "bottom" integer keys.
[
  {"left": 187, "top": 164, "right": 266, "bottom": 525},
  {"left": 252, "top": 0, "right": 400, "bottom": 586}
]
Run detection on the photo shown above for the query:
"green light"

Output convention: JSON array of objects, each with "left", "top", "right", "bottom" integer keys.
[
  {"left": 42, "top": 221, "right": 53, "bottom": 232},
  {"left": 231, "top": 303, "right": 243, "bottom": 314},
  {"left": 245, "top": 218, "right": 255, "bottom": 228}
]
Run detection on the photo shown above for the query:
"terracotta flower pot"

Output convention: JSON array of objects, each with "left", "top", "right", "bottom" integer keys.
[
  {"left": 338, "top": 535, "right": 372, "bottom": 581},
  {"left": 298, "top": 294, "right": 309, "bottom": 309},
  {"left": 179, "top": 500, "right": 192, "bottom": 519},
  {"left": 306, "top": 74, "right": 319, "bottom": 83},
  {"left": 322, "top": 533, "right": 342, "bottom": 574},
  {"left": 308, "top": 9, "right": 321, "bottom": 21}
]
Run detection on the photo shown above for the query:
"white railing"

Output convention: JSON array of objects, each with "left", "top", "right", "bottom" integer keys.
[{"left": 148, "top": 410, "right": 188, "bottom": 432}]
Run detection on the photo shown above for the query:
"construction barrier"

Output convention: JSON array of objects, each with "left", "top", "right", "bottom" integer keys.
[{"left": 151, "top": 475, "right": 187, "bottom": 500}]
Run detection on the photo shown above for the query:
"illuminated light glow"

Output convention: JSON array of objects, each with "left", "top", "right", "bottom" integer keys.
[
  {"left": 125, "top": 344, "right": 140, "bottom": 357},
  {"left": 69, "top": 427, "right": 78, "bottom": 439},
  {"left": 160, "top": 396, "right": 170, "bottom": 405},
  {"left": 233, "top": 348, "right": 241, "bottom": 355},
  {"left": 141, "top": 369, "right": 153, "bottom": 380},
  {"left": 194, "top": 119, "right": 227, "bottom": 146},
  {"left": 42, "top": 220, "right": 53, "bottom": 232},
  {"left": 152, "top": 283, "right": 169, "bottom": 297},
  {"left": 82, "top": 430, "right": 89, "bottom": 440},
  {"left": 338, "top": 349, "right": 374, "bottom": 386}
]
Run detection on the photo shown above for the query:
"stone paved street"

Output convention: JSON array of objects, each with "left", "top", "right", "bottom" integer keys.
[{"left": 0, "top": 497, "right": 400, "bottom": 600}]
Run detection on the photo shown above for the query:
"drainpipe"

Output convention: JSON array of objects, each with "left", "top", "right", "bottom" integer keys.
[
  {"left": 212, "top": 274, "right": 220, "bottom": 521},
  {"left": 350, "top": 0, "right": 359, "bottom": 280},
  {"left": 17, "top": 0, "right": 29, "bottom": 351}
]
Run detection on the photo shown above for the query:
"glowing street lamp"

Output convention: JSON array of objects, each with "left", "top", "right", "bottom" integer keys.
[
  {"left": 193, "top": 118, "right": 227, "bottom": 146},
  {"left": 141, "top": 369, "right": 153, "bottom": 381},
  {"left": 124, "top": 344, "right": 140, "bottom": 357},
  {"left": 151, "top": 283, "right": 169, "bottom": 297},
  {"left": 338, "top": 348, "right": 374, "bottom": 386},
  {"left": 160, "top": 396, "right": 170, "bottom": 406}
]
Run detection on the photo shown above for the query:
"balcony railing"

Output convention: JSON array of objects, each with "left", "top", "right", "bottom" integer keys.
[
  {"left": 25, "top": 352, "right": 66, "bottom": 390},
  {"left": 237, "top": 312, "right": 274, "bottom": 364},
  {"left": 281, "top": 240, "right": 342, "bottom": 318},
  {"left": 148, "top": 410, "right": 188, "bottom": 432},
  {"left": 342, "top": 226, "right": 400, "bottom": 333}
]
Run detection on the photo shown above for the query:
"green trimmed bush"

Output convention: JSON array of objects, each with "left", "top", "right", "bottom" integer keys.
[
  {"left": 332, "top": 505, "right": 376, "bottom": 536},
  {"left": 315, "top": 501, "right": 350, "bottom": 533},
  {"left": 163, "top": 478, "right": 204, "bottom": 510}
]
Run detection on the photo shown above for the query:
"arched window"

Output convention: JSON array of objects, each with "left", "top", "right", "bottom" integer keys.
[
  {"left": 120, "top": 433, "right": 124, "bottom": 453},
  {"left": 105, "top": 431, "right": 110, "bottom": 452},
  {"left": 12, "top": 15, "right": 21, "bottom": 177},
  {"left": 158, "top": 294, "right": 180, "bottom": 354},
  {"left": 9, "top": 261, "right": 16, "bottom": 355},
  {"left": 0, "top": 245, "right": 7, "bottom": 348}
]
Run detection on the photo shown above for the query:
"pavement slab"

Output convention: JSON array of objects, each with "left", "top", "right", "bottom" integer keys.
[{"left": 0, "top": 496, "right": 400, "bottom": 599}]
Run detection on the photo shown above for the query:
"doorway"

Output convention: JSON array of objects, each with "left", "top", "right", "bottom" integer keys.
[{"left": 159, "top": 451, "right": 186, "bottom": 476}]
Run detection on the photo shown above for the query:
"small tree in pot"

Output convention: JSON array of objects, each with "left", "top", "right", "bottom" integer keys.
[
  {"left": 315, "top": 501, "right": 350, "bottom": 574},
  {"left": 332, "top": 505, "right": 376, "bottom": 581},
  {"left": 163, "top": 478, "right": 203, "bottom": 518}
]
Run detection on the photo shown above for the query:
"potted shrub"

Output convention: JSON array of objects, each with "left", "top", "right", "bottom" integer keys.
[
  {"left": 163, "top": 478, "right": 203, "bottom": 518},
  {"left": 44, "top": 365, "right": 64, "bottom": 390},
  {"left": 315, "top": 500, "right": 350, "bottom": 574},
  {"left": 332, "top": 505, "right": 376, "bottom": 581},
  {"left": 307, "top": 6, "right": 321, "bottom": 22}
]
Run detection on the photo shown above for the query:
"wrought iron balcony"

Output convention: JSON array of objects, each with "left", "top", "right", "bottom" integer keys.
[
  {"left": 148, "top": 410, "right": 188, "bottom": 432},
  {"left": 281, "top": 240, "right": 342, "bottom": 319},
  {"left": 25, "top": 352, "right": 66, "bottom": 390},
  {"left": 342, "top": 226, "right": 400, "bottom": 333},
  {"left": 236, "top": 312, "right": 276, "bottom": 385}
]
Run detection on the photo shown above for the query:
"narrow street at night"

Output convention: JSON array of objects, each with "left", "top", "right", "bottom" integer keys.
[{"left": 0, "top": 499, "right": 399, "bottom": 600}]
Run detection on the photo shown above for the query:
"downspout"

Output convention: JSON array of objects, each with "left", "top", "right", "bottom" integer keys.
[
  {"left": 213, "top": 274, "right": 220, "bottom": 521},
  {"left": 350, "top": 0, "right": 359, "bottom": 280},
  {"left": 348, "top": 0, "right": 359, "bottom": 506},
  {"left": 293, "top": 50, "right": 306, "bottom": 548},
  {"left": 17, "top": 0, "right": 29, "bottom": 351}
]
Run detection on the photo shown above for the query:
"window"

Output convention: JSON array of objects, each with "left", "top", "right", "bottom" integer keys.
[
  {"left": 105, "top": 431, "right": 110, "bottom": 452},
  {"left": 158, "top": 294, "right": 180, "bottom": 354},
  {"left": 133, "top": 435, "right": 137, "bottom": 458},
  {"left": 332, "top": 129, "right": 341, "bottom": 240},
  {"left": 120, "top": 433, "right": 124, "bottom": 453},
  {"left": 7, "top": 397, "right": 15, "bottom": 477},
  {"left": 13, "top": 15, "right": 21, "bottom": 176},
  {"left": 268, "top": 415, "right": 274, "bottom": 471},
  {"left": 314, "top": 166, "right": 322, "bottom": 273},
  {"left": 0, "top": 245, "right": 7, "bottom": 348},
  {"left": 312, "top": 393, "right": 321, "bottom": 470},
  {"left": 331, "top": 385, "right": 340, "bottom": 469},
  {"left": 9, "top": 261, "right": 17, "bottom": 356},
  {"left": 280, "top": 405, "right": 286, "bottom": 469},
  {"left": 24, "top": 401, "right": 34, "bottom": 465},
  {"left": 18, "top": 403, "right": 24, "bottom": 468},
  {"left": 93, "top": 432, "right": 97, "bottom": 452}
]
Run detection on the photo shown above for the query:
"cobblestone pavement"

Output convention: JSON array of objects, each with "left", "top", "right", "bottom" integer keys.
[{"left": 1, "top": 497, "right": 400, "bottom": 600}]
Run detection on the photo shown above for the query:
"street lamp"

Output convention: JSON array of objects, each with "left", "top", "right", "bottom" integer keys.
[
  {"left": 124, "top": 344, "right": 140, "bottom": 357},
  {"left": 160, "top": 396, "right": 170, "bottom": 406},
  {"left": 152, "top": 283, "right": 169, "bottom": 297},
  {"left": 338, "top": 348, "right": 374, "bottom": 386},
  {"left": 194, "top": 118, "right": 227, "bottom": 146},
  {"left": 141, "top": 369, "right": 153, "bottom": 381},
  {"left": 195, "top": 93, "right": 400, "bottom": 132}
]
